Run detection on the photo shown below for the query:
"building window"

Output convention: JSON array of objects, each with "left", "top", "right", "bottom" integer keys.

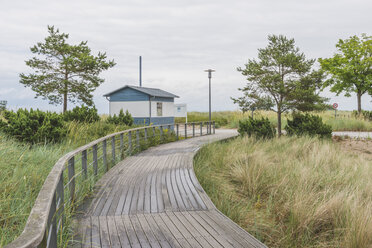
[
  {"left": 177, "top": 107, "right": 181, "bottom": 112},
  {"left": 157, "top": 102, "right": 162, "bottom": 116}
]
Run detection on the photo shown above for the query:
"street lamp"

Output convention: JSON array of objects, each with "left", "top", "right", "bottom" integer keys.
[{"left": 204, "top": 69, "right": 215, "bottom": 134}]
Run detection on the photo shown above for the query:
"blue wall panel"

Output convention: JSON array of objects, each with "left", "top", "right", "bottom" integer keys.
[
  {"left": 109, "top": 88, "right": 148, "bottom": 101},
  {"left": 151, "top": 97, "right": 174, "bottom": 102},
  {"left": 133, "top": 117, "right": 174, "bottom": 126},
  {"left": 109, "top": 88, "right": 174, "bottom": 102}
]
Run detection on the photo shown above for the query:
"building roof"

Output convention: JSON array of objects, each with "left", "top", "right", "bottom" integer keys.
[{"left": 103, "top": 85, "right": 179, "bottom": 98}]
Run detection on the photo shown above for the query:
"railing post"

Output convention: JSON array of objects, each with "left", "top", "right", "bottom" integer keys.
[
  {"left": 103, "top": 140, "right": 107, "bottom": 171},
  {"left": 213, "top": 121, "right": 215, "bottom": 134},
  {"left": 136, "top": 130, "right": 140, "bottom": 148},
  {"left": 206, "top": 122, "right": 209, "bottom": 134},
  {"left": 56, "top": 173, "right": 64, "bottom": 230},
  {"left": 167, "top": 125, "right": 171, "bottom": 138},
  {"left": 82, "top": 150, "right": 87, "bottom": 179},
  {"left": 47, "top": 193, "right": 57, "bottom": 248},
  {"left": 93, "top": 144, "right": 98, "bottom": 176},
  {"left": 160, "top": 126, "right": 164, "bottom": 141},
  {"left": 153, "top": 127, "right": 156, "bottom": 137},
  {"left": 68, "top": 157, "right": 75, "bottom": 202},
  {"left": 144, "top": 128, "right": 148, "bottom": 141},
  {"left": 200, "top": 122, "right": 202, "bottom": 136},
  {"left": 192, "top": 123, "right": 195, "bottom": 137},
  {"left": 128, "top": 131, "right": 132, "bottom": 155},
  {"left": 120, "top": 133, "right": 124, "bottom": 159},
  {"left": 176, "top": 124, "right": 179, "bottom": 140},
  {"left": 184, "top": 123, "right": 187, "bottom": 138},
  {"left": 111, "top": 136, "right": 116, "bottom": 165}
]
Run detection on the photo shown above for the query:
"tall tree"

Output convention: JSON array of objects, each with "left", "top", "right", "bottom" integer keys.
[
  {"left": 237, "top": 35, "right": 327, "bottom": 136},
  {"left": 20, "top": 26, "right": 116, "bottom": 112},
  {"left": 319, "top": 34, "right": 372, "bottom": 114}
]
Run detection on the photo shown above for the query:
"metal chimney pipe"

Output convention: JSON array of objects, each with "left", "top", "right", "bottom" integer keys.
[{"left": 139, "top": 56, "right": 142, "bottom": 87}]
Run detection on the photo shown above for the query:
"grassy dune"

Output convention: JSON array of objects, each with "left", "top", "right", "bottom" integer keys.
[
  {"left": 177, "top": 110, "right": 372, "bottom": 131},
  {"left": 194, "top": 136, "right": 372, "bottom": 247}
]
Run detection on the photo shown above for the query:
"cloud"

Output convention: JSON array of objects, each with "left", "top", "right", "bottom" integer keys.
[{"left": 0, "top": 0, "right": 371, "bottom": 113}]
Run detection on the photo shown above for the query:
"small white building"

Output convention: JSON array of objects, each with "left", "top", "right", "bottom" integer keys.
[{"left": 103, "top": 85, "right": 179, "bottom": 125}]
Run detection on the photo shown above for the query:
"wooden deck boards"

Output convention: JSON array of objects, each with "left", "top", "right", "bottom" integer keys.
[{"left": 76, "top": 130, "right": 267, "bottom": 248}]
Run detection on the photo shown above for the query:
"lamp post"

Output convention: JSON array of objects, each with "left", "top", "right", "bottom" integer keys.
[{"left": 204, "top": 69, "right": 215, "bottom": 134}]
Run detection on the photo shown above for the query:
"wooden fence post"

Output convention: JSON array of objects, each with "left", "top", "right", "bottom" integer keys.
[
  {"left": 93, "top": 144, "right": 98, "bottom": 176},
  {"left": 120, "top": 133, "right": 124, "bottom": 159},
  {"left": 111, "top": 136, "right": 115, "bottom": 164},
  {"left": 136, "top": 130, "right": 140, "bottom": 148},
  {"left": 103, "top": 140, "right": 107, "bottom": 171},
  {"left": 176, "top": 124, "right": 179, "bottom": 140},
  {"left": 82, "top": 150, "right": 87, "bottom": 178},
  {"left": 128, "top": 131, "right": 132, "bottom": 155},
  {"left": 68, "top": 157, "right": 75, "bottom": 202}
]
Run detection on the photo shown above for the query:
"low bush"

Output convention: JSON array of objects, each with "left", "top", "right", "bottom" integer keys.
[
  {"left": 238, "top": 117, "right": 276, "bottom": 139},
  {"left": 63, "top": 105, "right": 100, "bottom": 123},
  {"left": 0, "top": 109, "right": 66, "bottom": 144},
  {"left": 106, "top": 109, "right": 134, "bottom": 126},
  {"left": 285, "top": 113, "right": 332, "bottom": 138}
]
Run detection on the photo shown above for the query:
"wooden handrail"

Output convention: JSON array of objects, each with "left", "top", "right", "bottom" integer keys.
[{"left": 5, "top": 121, "right": 215, "bottom": 248}]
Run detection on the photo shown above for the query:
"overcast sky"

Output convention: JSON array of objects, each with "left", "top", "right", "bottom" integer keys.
[{"left": 0, "top": 0, "right": 371, "bottom": 113}]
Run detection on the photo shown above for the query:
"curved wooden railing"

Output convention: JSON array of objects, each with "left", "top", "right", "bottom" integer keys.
[{"left": 6, "top": 121, "right": 215, "bottom": 248}]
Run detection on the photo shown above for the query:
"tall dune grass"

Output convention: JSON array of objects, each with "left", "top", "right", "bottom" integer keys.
[
  {"left": 178, "top": 110, "right": 372, "bottom": 131},
  {"left": 194, "top": 136, "right": 372, "bottom": 247}
]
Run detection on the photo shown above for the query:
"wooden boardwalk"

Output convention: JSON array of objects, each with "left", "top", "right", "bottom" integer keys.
[{"left": 76, "top": 130, "right": 267, "bottom": 248}]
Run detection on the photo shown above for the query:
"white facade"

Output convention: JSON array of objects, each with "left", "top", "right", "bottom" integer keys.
[{"left": 110, "top": 101, "right": 174, "bottom": 117}]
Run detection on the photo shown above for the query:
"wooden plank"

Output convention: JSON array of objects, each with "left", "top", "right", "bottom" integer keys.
[
  {"left": 151, "top": 213, "right": 183, "bottom": 247},
  {"left": 198, "top": 211, "right": 248, "bottom": 248},
  {"left": 170, "top": 155, "right": 186, "bottom": 210},
  {"left": 106, "top": 216, "right": 121, "bottom": 248},
  {"left": 183, "top": 167, "right": 207, "bottom": 209},
  {"left": 137, "top": 214, "right": 161, "bottom": 248},
  {"left": 175, "top": 165, "right": 191, "bottom": 209},
  {"left": 107, "top": 157, "right": 147, "bottom": 216},
  {"left": 165, "top": 157, "right": 179, "bottom": 210},
  {"left": 155, "top": 158, "right": 166, "bottom": 212},
  {"left": 113, "top": 216, "right": 130, "bottom": 247},
  {"left": 122, "top": 215, "right": 141, "bottom": 248},
  {"left": 91, "top": 217, "right": 101, "bottom": 248},
  {"left": 149, "top": 161, "right": 160, "bottom": 213},
  {"left": 81, "top": 218, "right": 92, "bottom": 248},
  {"left": 130, "top": 215, "right": 151, "bottom": 248},
  {"left": 178, "top": 165, "right": 199, "bottom": 209},
  {"left": 213, "top": 210, "right": 266, "bottom": 248},
  {"left": 115, "top": 157, "right": 147, "bottom": 215},
  {"left": 98, "top": 216, "right": 111, "bottom": 248}
]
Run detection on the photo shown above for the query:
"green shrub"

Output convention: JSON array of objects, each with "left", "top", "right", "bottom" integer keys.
[
  {"left": 285, "top": 113, "right": 332, "bottom": 138},
  {"left": 238, "top": 117, "right": 276, "bottom": 139},
  {"left": 63, "top": 105, "right": 100, "bottom": 123},
  {"left": 0, "top": 109, "right": 66, "bottom": 143},
  {"left": 106, "top": 109, "right": 134, "bottom": 126}
]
